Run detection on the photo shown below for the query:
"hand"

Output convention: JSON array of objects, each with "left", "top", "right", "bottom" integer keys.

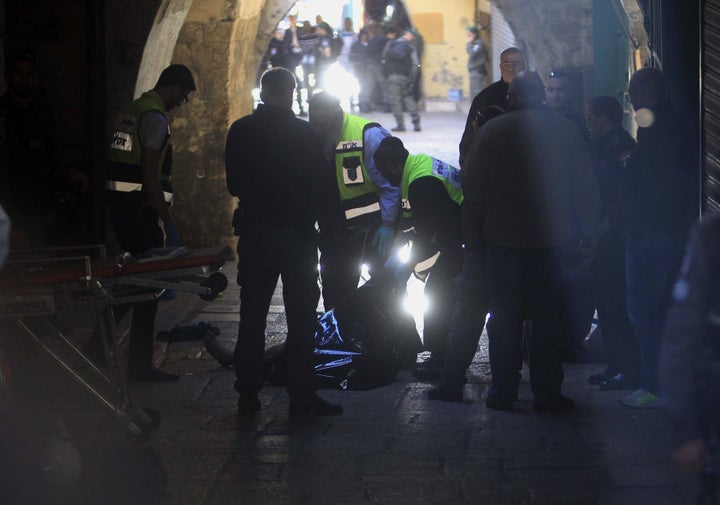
[
  {"left": 372, "top": 225, "right": 395, "bottom": 257},
  {"left": 164, "top": 220, "right": 180, "bottom": 246}
]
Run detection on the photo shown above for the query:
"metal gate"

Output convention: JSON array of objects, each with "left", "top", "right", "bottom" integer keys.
[{"left": 704, "top": 0, "right": 720, "bottom": 212}]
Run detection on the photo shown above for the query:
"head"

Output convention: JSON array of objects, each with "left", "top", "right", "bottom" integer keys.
[
  {"left": 545, "top": 70, "right": 574, "bottom": 114},
  {"left": 386, "top": 26, "right": 399, "bottom": 40},
  {"left": 344, "top": 17, "right": 353, "bottom": 31},
  {"left": 401, "top": 31, "right": 415, "bottom": 42},
  {"left": 260, "top": 67, "right": 296, "bottom": 108},
  {"left": 316, "top": 24, "right": 328, "bottom": 36},
  {"left": 507, "top": 71, "right": 545, "bottom": 110},
  {"left": 273, "top": 28, "right": 284, "bottom": 41},
  {"left": 308, "top": 91, "right": 344, "bottom": 140},
  {"left": 466, "top": 26, "right": 479, "bottom": 42},
  {"left": 358, "top": 29, "right": 369, "bottom": 43},
  {"left": 499, "top": 47, "right": 526, "bottom": 84},
  {"left": 154, "top": 64, "right": 196, "bottom": 111},
  {"left": 373, "top": 136, "right": 409, "bottom": 187},
  {"left": 5, "top": 50, "right": 40, "bottom": 101},
  {"left": 628, "top": 67, "right": 665, "bottom": 110},
  {"left": 288, "top": 14, "right": 297, "bottom": 27},
  {"left": 585, "top": 95, "right": 623, "bottom": 139}
]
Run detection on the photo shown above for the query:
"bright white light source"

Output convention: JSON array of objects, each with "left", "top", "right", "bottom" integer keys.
[
  {"left": 398, "top": 243, "right": 411, "bottom": 264},
  {"left": 320, "top": 62, "right": 360, "bottom": 109},
  {"left": 404, "top": 277, "right": 428, "bottom": 316}
]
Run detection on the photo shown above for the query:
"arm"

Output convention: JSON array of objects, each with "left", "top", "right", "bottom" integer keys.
[
  {"left": 364, "top": 125, "right": 400, "bottom": 226},
  {"left": 137, "top": 111, "right": 174, "bottom": 227},
  {"left": 458, "top": 93, "right": 483, "bottom": 167},
  {"left": 660, "top": 224, "right": 711, "bottom": 449},
  {"left": 407, "top": 177, "right": 458, "bottom": 261}
]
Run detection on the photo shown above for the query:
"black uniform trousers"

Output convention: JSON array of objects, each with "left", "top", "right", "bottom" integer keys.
[
  {"left": 318, "top": 223, "right": 383, "bottom": 311},
  {"left": 233, "top": 223, "right": 319, "bottom": 401},
  {"left": 108, "top": 195, "right": 164, "bottom": 371}
]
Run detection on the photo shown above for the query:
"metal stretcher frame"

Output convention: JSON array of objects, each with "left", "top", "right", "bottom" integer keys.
[{"left": 0, "top": 244, "right": 231, "bottom": 439}]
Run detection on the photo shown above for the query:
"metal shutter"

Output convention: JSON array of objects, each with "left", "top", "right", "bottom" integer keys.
[{"left": 704, "top": 0, "right": 720, "bottom": 212}]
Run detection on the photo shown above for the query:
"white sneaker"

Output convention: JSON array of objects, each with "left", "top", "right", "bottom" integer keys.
[{"left": 618, "top": 388, "right": 661, "bottom": 409}]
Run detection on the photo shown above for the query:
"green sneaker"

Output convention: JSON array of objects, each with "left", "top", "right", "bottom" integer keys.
[{"left": 618, "top": 388, "right": 661, "bottom": 409}]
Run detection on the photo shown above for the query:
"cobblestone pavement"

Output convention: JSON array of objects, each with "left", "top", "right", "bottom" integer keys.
[
  {"left": 136, "top": 270, "right": 695, "bottom": 505},
  {"left": 4, "top": 105, "right": 699, "bottom": 505}
]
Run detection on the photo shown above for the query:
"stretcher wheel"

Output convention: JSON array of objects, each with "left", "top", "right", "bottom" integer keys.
[
  {"left": 199, "top": 272, "right": 228, "bottom": 301},
  {"left": 126, "top": 407, "right": 162, "bottom": 442}
]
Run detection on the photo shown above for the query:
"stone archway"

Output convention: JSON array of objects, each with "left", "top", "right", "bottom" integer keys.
[{"left": 132, "top": 0, "right": 295, "bottom": 249}]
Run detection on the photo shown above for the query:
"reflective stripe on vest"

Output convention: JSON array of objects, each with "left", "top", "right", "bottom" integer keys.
[
  {"left": 335, "top": 114, "right": 382, "bottom": 229},
  {"left": 401, "top": 154, "right": 463, "bottom": 219},
  {"left": 106, "top": 91, "right": 173, "bottom": 203},
  {"left": 104, "top": 180, "right": 173, "bottom": 203}
]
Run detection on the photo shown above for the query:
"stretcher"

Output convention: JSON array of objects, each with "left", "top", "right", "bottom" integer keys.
[{"left": 0, "top": 244, "right": 230, "bottom": 439}]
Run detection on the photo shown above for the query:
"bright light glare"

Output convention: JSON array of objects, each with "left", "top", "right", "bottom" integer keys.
[
  {"left": 320, "top": 62, "right": 359, "bottom": 108},
  {"left": 398, "top": 243, "right": 411, "bottom": 264},
  {"left": 404, "top": 277, "right": 428, "bottom": 316}
]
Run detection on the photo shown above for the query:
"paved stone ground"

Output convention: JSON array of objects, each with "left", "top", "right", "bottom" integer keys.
[
  {"left": 2, "top": 105, "right": 700, "bottom": 504},
  {"left": 124, "top": 269, "right": 694, "bottom": 505}
]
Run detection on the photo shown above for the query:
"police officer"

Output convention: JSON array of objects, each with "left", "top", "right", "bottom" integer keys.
[
  {"left": 373, "top": 137, "right": 463, "bottom": 383},
  {"left": 381, "top": 30, "right": 421, "bottom": 132},
  {"left": 225, "top": 68, "right": 342, "bottom": 418},
  {"left": 103, "top": 64, "right": 196, "bottom": 382},
  {"left": 307, "top": 92, "right": 401, "bottom": 311}
]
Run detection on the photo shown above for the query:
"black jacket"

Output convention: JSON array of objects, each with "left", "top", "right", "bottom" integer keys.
[{"left": 225, "top": 103, "right": 331, "bottom": 235}]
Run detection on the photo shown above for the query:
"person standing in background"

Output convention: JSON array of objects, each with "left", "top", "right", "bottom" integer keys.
[{"left": 466, "top": 26, "right": 488, "bottom": 101}]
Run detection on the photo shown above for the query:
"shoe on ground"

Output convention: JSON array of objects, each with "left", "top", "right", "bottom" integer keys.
[
  {"left": 413, "top": 356, "right": 442, "bottom": 381},
  {"left": 588, "top": 369, "right": 614, "bottom": 385},
  {"left": 533, "top": 395, "right": 575, "bottom": 412},
  {"left": 599, "top": 373, "right": 638, "bottom": 391},
  {"left": 289, "top": 394, "right": 343, "bottom": 417},
  {"left": 486, "top": 397, "right": 515, "bottom": 411},
  {"left": 127, "top": 366, "right": 179, "bottom": 383},
  {"left": 391, "top": 125, "right": 407, "bottom": 132},
  {"left": 428, "top": 384, "right": 463, "bottom": 402},
  {"left": 619, "top": 388, "right": 661, "bottom": 409}
]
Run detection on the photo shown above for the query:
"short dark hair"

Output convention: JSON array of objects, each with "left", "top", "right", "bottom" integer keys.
[
  {"left": 307, "top": 91, "right": 341, "bottom": 111},
  {"left": 156, "top": 64, "right": 196, "bottom": 92},
  {"left": 374, "top": 136, "right": 408, "bottom": 166},
  {"left": 587, "top": 95, "right": 624, "bottom": 127},
  {"left": 261, "top": 67, "right": 296, "bottom": 96},
  {"left": 629, "top": 67, "right": 666, "bottom": 101}
]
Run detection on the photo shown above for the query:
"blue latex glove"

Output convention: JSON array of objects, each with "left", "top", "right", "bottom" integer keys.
[
  {"left": 372, "top": 225, "right": 395, "bottom": 257},
  {"left": 164, "top": 221, "right": 180, "bottom": 247}
]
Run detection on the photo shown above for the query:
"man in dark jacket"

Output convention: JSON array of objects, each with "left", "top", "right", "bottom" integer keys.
[
  {"left": 619, "top": 67, "right": 694, "bottom": 409},
  {"left": 462, "top": 71, "right": 601, "bottom": 411},
  {"left": 584, "top": 96, "right": 640, "bottom": 391},
  {"left": 382, "top": 30, "right": 421, "bottom": 132},
  {"left": 225, "top": 68, "right": 342, "bottom": 418},
  {"left": 458, "top": 47, "right": 525, "bottom": 167}
]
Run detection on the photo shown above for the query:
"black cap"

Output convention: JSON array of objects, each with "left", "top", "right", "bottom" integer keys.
[
  {"left": 156, "top": 64, "right": 196, "bottom": 92},
  {"left": 374, "top": 136, "right": 408, "bottom": 165}
]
